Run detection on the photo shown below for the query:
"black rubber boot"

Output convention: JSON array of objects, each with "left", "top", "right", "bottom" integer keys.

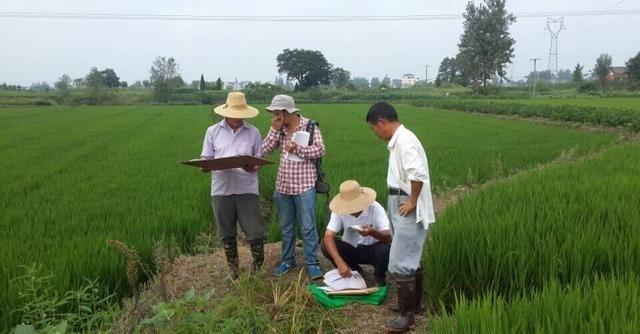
[
  {"left": 222, "top": 237, "right": 239, "bottom": 279},
  {"left": 415, "top": 267, "right": 424, "bottom": 315},
  {"left": 249, "top": 239, "right": 264, "bottom": 274},
  {"left": 385, "top": 274, "right": 416, "bottom": 333},
  {"left": 388, "top": 267, "right": 424, "bottom": 313}
]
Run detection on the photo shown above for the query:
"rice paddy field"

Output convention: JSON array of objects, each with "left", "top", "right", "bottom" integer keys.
[
  {"left": 0, "top": 101, "right": 636, "bottom": 332},
  {"left": 488, "top": 97, "right": 640, "bottom": 110}
]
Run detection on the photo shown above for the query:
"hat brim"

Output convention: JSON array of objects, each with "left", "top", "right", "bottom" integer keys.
[
  {"left": 329, "top": 187, "right": 377, "bottom": 215},
  {"left": 214, "top": 104, "right": 259, "bottom": 119},
  {"left": 265, "top": 105, "right": 299, "bottom": 113}
]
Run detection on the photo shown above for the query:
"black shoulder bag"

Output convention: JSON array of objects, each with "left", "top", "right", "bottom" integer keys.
[{"left": 306, "top": 120, "right": 331, "bottom": 194}]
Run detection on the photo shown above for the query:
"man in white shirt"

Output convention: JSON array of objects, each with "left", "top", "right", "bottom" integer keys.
[
  {"left": 321, "top": 180, "right": 391, "bottom": 286},
  {"left": 366, "top": 102, "right": 435, "bottom": 333}
]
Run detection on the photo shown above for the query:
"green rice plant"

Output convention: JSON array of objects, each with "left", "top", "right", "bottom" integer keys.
[
  {"left": 425, "top": 142, "right": 640, "bottom": 308},
  {"left": 411, "top": 98, "right": 640, "bottom": 131},
  {"left": 0, "top": 104, "right": 614, "bottom": 330},
  {"left": 429, "top": 276, "right": 640, "bottom": 334}
]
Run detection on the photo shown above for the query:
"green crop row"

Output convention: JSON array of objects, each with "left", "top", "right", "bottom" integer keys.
[
  {"left": 410, "top": 98, "right": 640, "bottom": 131},
  {"left": 430, "top": 277, "right": 640, "bottom": 334},
  {"left": 425, "top": 142, "right": 640, "bottom": 308}
]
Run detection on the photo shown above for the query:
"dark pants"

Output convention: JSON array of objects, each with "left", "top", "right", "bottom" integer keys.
[
  {"left": 321, "top": 238, "right": 390, "bottom": 285},
  {"left": 212, "top": 194, "right": 265, "bottom": 242}
]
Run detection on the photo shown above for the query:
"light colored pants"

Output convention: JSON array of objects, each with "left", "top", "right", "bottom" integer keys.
[{"left": 388, "top": 194, "right": 429, "bottom": 275}]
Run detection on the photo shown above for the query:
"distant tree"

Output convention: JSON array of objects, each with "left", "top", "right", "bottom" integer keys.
[
  {"left": 214, "top": 77, "right": 222, "bottom": 90},
  {"left": 85, "top": 67, "right": 105, "bottom": 104},
  {"left": 149, "top": 56, "right": 181, "bottom": 102},
  {"left": 526, "top": 70, "right": 554, "bottom": 83},
  {"left": 119, "top": 81, "right": 128, "bottom": 88},
  {"left": 593, "top": 53, "right": 612, "bottom": 87},
  {"left": 572, "top": 63, "right": 584, "bottom": 83},
  {"left": 274, "top": 76, "right": 285, "bottom": 87},
  {"left": 557, "top": 69, "right": 572, "bottom": 82},
  {"left": 436, "top": 57, "right": 456, "bottom": 85},
  {"left": 130, "top": 80, "right": 144, "bottom": 89},
  {"left": 381, "top": 75, "right": 391, "bottom": 87},
  {"left": 435, "top": 57, "right": 469, "bottom": 86},
  {"left": 350, "top": 77, "right": 369, "bottom": 89},
  {"left": 370, "top": 77, "right": 381, "bottom": 88},
  {"left": 456, "top": 0, "right": 516, "bottom": 89},
  {"left": 54, "top": 74, "right": 72, "bottom": 100},
  {"left": 100, "top": 68, "right": 120, "bottom": 88},
  {"left": 626, "top": 51, "right": 640, "bottom": 83},
  {"left": 199, "top": 74, "right": 206, "bottom": 91},
  {"left": 54, "top": 74, "right": 72, "bottom": 91},
  {"left": 276, "top": 48, "right": 332, "bottom": 90},
  {"left": 142, "top": 80, "right": 152, "bottom": 88},
  {"left": 330, "top": 67, "right": 351, "bottom": 88},
  {"left": 73, "top": 78, "right": 84, "bottom": 88},
  {"left": 29, "top": 82, "right": 51, "bottom": 92}
]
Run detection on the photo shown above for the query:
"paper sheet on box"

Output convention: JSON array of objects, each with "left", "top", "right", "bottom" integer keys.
[{"left": 322, "top": 269, "right": 367, "bottom": 291}]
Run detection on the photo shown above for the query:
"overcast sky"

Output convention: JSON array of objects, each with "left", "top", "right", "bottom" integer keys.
[{"left": 1, "top": 0, "right": 639, "bottom": 86}]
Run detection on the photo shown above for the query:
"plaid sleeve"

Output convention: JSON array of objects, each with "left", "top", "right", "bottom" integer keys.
[
  {"left": 262, "top": 128, "right": 281, "bottom": 155},
  {"left": 294, "top": 125, "right": 325, "bottom": 160}
]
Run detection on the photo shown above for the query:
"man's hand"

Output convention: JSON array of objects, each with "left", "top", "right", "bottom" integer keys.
[
  {"left": 271, "top": 113, "right": 283, "bottom": 131},
  {"left": 285, "top": 141, "right": 298, "bottom": 153},
  {"left": 358, "top": 225, "right": 374, "bottom": 237},
  {"left": 241, "top": 165, "right": 259, "bottom": 173},
  {"left": 399, "top": 198, "right": 417, "bottom": 216},
  {"left": 337, "top": 261, "right": 352, "bottom": 278}
]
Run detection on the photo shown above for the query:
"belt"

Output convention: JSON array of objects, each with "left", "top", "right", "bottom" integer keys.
[{"left": 388, "top": 188, "right": 408, "bottom": 196}]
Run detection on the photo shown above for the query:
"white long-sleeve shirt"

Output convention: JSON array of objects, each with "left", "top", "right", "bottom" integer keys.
[{"left": 387, "top": 124, "right": 436, "bottom": 229}]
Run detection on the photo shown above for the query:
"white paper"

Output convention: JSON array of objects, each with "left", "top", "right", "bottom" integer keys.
[
  {"left": 349, "top": 225, "right": 364, "bottom": 232},
  {"left": 322, "top": 268, "right": 367, "bottom": 291},
  {"left": 286, "top": 131, "right": 310, "bottom": 161}
]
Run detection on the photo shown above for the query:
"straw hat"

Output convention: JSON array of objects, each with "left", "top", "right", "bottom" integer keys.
[
  {"left": 329, "top": 180, "right": 377, "bottom": 215},
  {"left": 214, "top": 92, "right": 259, "bottom": 119}
]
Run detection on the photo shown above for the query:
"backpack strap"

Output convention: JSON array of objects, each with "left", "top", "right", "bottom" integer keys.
[{"left": 305, "top": 120, "right": 324, "bottom": 179}]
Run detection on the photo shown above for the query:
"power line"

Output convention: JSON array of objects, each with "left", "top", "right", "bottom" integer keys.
[{"left": 1, "top": 9, "right": 640, "bottom": 22}]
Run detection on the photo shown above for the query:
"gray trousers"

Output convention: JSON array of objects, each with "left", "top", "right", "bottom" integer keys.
[
  {"left": 211, "top": 194, "right": 265, "bottom": 241},
  {"left": 388, "top": 194, "right": 429, "bottom": 275}
]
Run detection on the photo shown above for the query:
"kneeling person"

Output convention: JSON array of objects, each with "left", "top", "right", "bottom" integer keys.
[{"left": 321, "top": 180, "right": 391, "bottom": 286}]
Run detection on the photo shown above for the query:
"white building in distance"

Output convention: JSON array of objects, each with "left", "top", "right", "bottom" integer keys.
[{"left": 401, "top": 74, "right": 419, "bottom": 88}]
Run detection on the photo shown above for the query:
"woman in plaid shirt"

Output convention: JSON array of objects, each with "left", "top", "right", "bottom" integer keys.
[{"left": 262, "top": 95, "right": 325, "bottom": 279}]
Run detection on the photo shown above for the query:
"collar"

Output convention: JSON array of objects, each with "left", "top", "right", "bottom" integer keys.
[
  {"left": 387, "top": 124, "right": 405, "bottom": 149},
  {"left": 219, "top": 119, "right": 248, "bottom": 131},
  {"left": 349, "top": 203, "right": 372, "bottom": 219}
]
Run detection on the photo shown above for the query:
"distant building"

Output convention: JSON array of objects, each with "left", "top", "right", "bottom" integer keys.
[
  {"left": 223, "top": 79, "right": 252, "bottom": 90},
  {"left": 607, "top": 66, "right": 628, "bottom": 81},
  {"left": 401, "top": 74, "right": 419, "bottom": 88},
  {"left": 391, "top": 79, "right": 402, "bottom": 89}
]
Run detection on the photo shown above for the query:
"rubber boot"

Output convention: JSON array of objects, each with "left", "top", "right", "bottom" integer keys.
[
  {"left": 249, "top": 239, "right": 264, "bottom": 274},
  {"left": 385, "top": 274, "right": 416, "bottom": 333},
  {"left": 388, "top": 267, "right": 424, "bottom": 313},
  {"left": 415, "top": 267, "right": 424, "bottom": 315},
  {"left": 222, "top": 237, "right": 239, "bottom": 279}
]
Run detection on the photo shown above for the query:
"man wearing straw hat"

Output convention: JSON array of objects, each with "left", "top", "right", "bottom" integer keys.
[
  {"left": 366, "top": 102, "right": 435, "bottom": 333},
  {"left": 321, "top": 180, "right": 391, "bottom": 286},
  {"left": 200, "top": 92, "right": 265, "bottom": 279},
  {"left": 262, "top": 94, "right": 325, "bottom": 279}
]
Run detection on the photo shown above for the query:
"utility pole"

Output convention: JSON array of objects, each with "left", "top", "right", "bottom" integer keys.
[
  {"left": 529, "top": 58, "right": 542, "bottom": 97},
  {"left": 425, "top": 65, "right": 429, "bottom": 84}
]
